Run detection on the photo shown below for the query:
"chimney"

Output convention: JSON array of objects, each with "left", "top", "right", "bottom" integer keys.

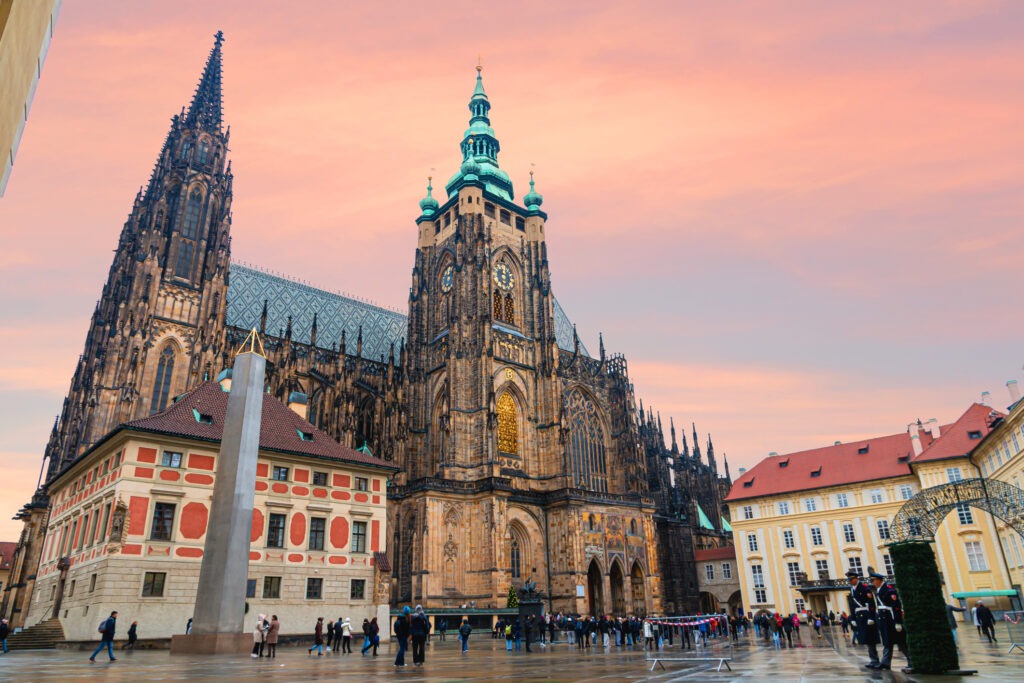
[
  {"left": 287, "top": 391, "right": 308, "bottom": 419},
  {"left": 1008, "top": 380, "right": 1021, "bottom": 403},
  {"left": 925, "top": 418, "right": 941, "bottom": 440},
  {"left": 216, "top": 368, "right": 232, "bottom": 392},
  {"left": 981, "top": 391, "right": 991, "bottom": 406},
  {"left": 908, "top": 421, "right": 924, "bottom": 456}
]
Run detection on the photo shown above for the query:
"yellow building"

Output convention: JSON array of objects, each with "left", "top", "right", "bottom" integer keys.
[
  {"left": 727, "top": 402, "right": 1020, "bottom": 618},
  {"left": 26, "top": 379, "right": 397, "bottom": 641},
  {"left": 0, "top": 0, "right": 61, "bottom": 195}
]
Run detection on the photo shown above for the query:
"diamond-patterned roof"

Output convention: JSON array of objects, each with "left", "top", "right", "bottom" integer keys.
[{"left": 227, "top": 264, "right": 588, "bottom": 358}]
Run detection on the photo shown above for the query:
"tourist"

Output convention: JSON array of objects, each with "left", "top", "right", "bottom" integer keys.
[
  {"left": 360, "top": 618, "right": 372, "bottom": 655},
  {"left": 394, "top": 606, "right": 410, "bottom": 667},
  {"left": 252, "top": 614, "right": 267, "bottom": 657},
  {"left": 782, "top": 614, "right": 794, "bottom": 647},
  {"left": 185, "top": 617, "right": 193, "bottom": 635},
  {"left": 813, "top": 614, "right": 822, "bottom": 639},
  {"left": 524, "top": 614, "right": 534, "bottom": 652},
  {"left": 410, "top": 605, "right": 430, "bottom": 665},
  {"left": 266, "top": 615, "right": 279, "bottom": 658},
  {"left": 504, "top": 620, "right": 513, "bottom": 651},
  {"left": 122, "top": 621, "right": 138, "bottom": 650},
  {"left": 972, "top": 603, "right": 981, "bottom": 636},
  {"left": 976, "top": 600, "right": 997, "bottom": 643},
  {"left": 945, "top": 603, "right": 967, "bottom": 645},
  {"left": 547, "top": 614, "right": 556, "bottom": 643},
  {"left": 459, "top": 618, "right": 472, "bottom": 654},
  {"left": 839, "top": 611, "right": 849, "bottom": 635},
  {"left": 341, "top": 617, "right": 352, "bottom": 653},
  {"left": 438, "top": 616, "right": 447, "bottom": 641},
  {"left": 331, "top": 617, "right": 342, "bottom": 652},
  {"left": 0, "top": 618, "right": 9, "bottom": 654},
  {"left": 643, "top": 618, "right": 653, "bottom": 649},
  {"left": 513, "top": 617, "right": 523, "bottom": 651},
  {"left": 370, "top": 617, "right": 381, "bottom": 655},
  {"left": 309, "top": 616, "right": 325, "bottom": 656},
  {"left": 89, "top": 610, "right": 118, "bottom": 663}
]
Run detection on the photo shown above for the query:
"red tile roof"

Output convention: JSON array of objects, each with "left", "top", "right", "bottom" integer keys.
[
  {"left": 123, "top": 382, "right": 396, "bottom": 471},
  {"left": 695, "top": 546, "right": 736, "bottom": 562},
  {"left": 726, "top": 403, "right": 999, "bottom": 502},
  {"left": 0, "top": 541, "right": 17, "bottom": 569}
]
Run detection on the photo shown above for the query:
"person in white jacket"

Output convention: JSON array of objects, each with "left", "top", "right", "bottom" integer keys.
[
  {"left": 971, "top": 606, "right": 981, "bottom": 636},
  {"left": 643, "top": 620, "right": 654, "bottom": 649},
  {"left": 341, "top": 617, "right": 353, "bottom": 653}
]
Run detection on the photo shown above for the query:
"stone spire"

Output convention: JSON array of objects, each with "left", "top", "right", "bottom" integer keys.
[
  {"left": 706, "top": 434, "right": 717, "bottom": 473},
  {"left": 185, "top": 31, "right": 225, "bottom": 132},
  {"left": 670, "top": 417, "right": 679, "bottom": 455},
  {"left": 691, "top": 423, "right": 702, "bottom": 461}
]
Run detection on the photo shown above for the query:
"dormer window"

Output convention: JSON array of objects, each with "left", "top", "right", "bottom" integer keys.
[
  {"left": 857, "top": 445, "right": 870, "bottom": 454},
  {"left": 778, "top": 459, "right": 789, "bottom": 468},
  {"left": 743, "top": 477, "right": 755, "bottom": 488},
  {"left": 968, "top": 430, "right": 982, "bottom": 440},
  {"left": 192, "top": 408, "right": 213, "bottom": 424},
  {"left": 297, "top": 429, "right": 314, "bottom": 442},
  {"left": 810, "top": 467, "right": 822, "bottom": 477}
]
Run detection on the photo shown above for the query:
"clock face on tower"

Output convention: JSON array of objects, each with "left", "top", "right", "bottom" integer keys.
[
  {"left": 440, "top": 265, "right": 454, "bottom": 293},
  {"left": 493, "top": 263, "right": 515, "bottom": 290}
]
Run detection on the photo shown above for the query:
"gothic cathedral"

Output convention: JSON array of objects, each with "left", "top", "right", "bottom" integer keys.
[{"left": 3, "top": 35, "right": 732, "bottom": 625}]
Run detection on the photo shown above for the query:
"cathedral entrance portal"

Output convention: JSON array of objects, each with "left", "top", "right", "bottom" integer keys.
[
  {"left": 587, "top": 560, "right": 604, "bottom": 617},
  {"left": 630, "top": 562, "right": 647, "bottom": 616},
  {"left": 609, "top": 561, "right": 626, "bottom": 616}
]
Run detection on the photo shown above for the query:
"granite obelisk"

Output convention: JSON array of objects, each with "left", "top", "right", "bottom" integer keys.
[{"left": 172, "top": 329, "right": 265, "bottom": 654}]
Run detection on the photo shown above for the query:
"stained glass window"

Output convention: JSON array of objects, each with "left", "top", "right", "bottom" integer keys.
[
  {"left": 497, "top": 393, "right": 518, "bottom": 454},
  {"left": 493, "top": 290, "right": 503, "bottom": 320},
  {"left": 510, "top": 537, "right": 521, "bottom": 578},
  {"left": 504, "top": 294, "right": 514, "bottom": 324},
  {"left": 183, "top": 191, "right": 202, "bottom": 239},
  {"left": 566, "top": 390, "right": 608, "bottom": 492},
  {"left": 175, "top": 241, "right": 194, "bottom": 278},
  {"left": 151, "top": 347, "right": 175, "bottom": 413}
]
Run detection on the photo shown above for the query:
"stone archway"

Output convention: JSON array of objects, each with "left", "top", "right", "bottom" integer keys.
[
  {"left": 609, "top": 560, "right": 626, "bottom": 616},
  {"left": 587, "top": 560, "right": 604, "bottom": 617},
  {"left": 890, "top": 477, "right": 1024, "bottom": 542},
  {"left": 630, "top": 562, "right": 647, "bottom": 616}
]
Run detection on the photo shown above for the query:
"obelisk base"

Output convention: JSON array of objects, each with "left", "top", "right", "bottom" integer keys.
[{"left": 169, "top": 633, "right": 252, "bottom": 655}]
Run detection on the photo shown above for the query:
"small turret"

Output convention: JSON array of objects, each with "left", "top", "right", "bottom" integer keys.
[{"left": 419, "top": 176, "right": 439, "bottom": 218}]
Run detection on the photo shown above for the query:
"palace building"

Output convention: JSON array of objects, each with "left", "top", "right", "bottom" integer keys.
[{"left": 2, "top": 33, "right": 732, "bottom": 631}]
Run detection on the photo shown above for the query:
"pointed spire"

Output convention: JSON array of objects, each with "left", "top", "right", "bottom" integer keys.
[
  {"left": 310, "top": 312, "right": 318, "bottom": 348},
  {"left": 670, "top": 417, "right": 678, "bottom": 454},
  {"left": 285, "top": 315, "right": 292, "bottom": 341},
  {"left": 185, "top": 31, "right": 224, "bottom": 131},
  {"left": 706, "top": 434, "right": 717, "bottom": 472},
  {"left": 598, "top": 333, "right": 606, "bottom": 361},
  {"left": 447, "top": 64, "right": 513, "bottom": 201},
  {"left": 419, "top": 175, "right": 439, "bottom": 217},
  {"left": 692, "top": 423, "right": 702, "bottom": 461},
  {"left": 524, "top": 168, "right": 544, "bottom": 212},
  {"left": 681, "top": 431, "right": 690, "bottom": 459},
  {"left": 259, "top": 299, "right": 268, "bottom": 334},
  {"left": 657, "top": 412, "right": 664, "bottom": 446},
  {"left": 357, "top": 325, "right": 363, "bottom": 357},
  {"left": 723, "top": 453, "right": 731, "bottom": 482}
]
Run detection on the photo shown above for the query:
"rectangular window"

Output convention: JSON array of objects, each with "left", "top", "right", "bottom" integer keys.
[
  {"left": 69, "top": 579, "right": 76, "bottom": 597},
  {"left": 263, "top": 576, "right": 281, "bottom": 599},
  {"left": 754, "top": 589, "right": 767, "bottom": 604},
  {"left": 355, "top": 477, "right": 369, "bottom": 492},
  {"left": 267, "top": 513, "right": 286, "bottom": 548},
  {"left": 804, "top": 498, "right": 817, "bottom": 512},
  {"left": 815, "top": 559, "right": 830, "bottom": 579},
  {"left": 751, "top": 564, "right": 765, "bottom": 588},
  {"left": 89, "top": 574, "right": 97, "bottom": 593},
  {"left": 722, "top": 563, "right": 732, "bottom": 579},
  {"left": 747, "top": 534, "right": 759, "bottom": 553},
  {"left": 150, "top": 502, "right": 176, "bottom": 541},
  {"left": 484, "top": 202, "right": 495, "bottom": 218},
  {"left": 836, "top": 493, "right": 849, "bottom": 508},
  {"left": 443, "top": 212, "right": 451, "bottom": 227},
  {"left": 99, "top": 502, "right": 111, "bottom": 544},
  {"left": 843, "top": 523, "right": 856, "bottom": 543},
  {"left": 848, "top": 556, "right": 863, "bottom": 575},
  {"left": 705, "top": 563, "right": 715, "bottom": 581},
  {"left": 309, "top": 517, "right": 326, "bottom": 551},
  {"left": 787, "top": 561, "right": 802, "bottom": 586},
  {"left": 883, "top": 554, "right": 894, "bottom": 576},
  {"left": 742, "top": 505, "right": 754, "bottom": 520},
  {"left": 899, "top": 484, "right": 914, "bottom": 500},
  {"left": 783, "top": 530, "right": 795, "bottom": 549},
  {"left": 965, "top": 541, "right": 987, "bottom": 571},
  {"left": 877, "top": 519, "right": 891, "bottom": 540},
  {"left": 142, "top": 572, "right": 166, "bottom": 597},
  {"left": 499, "top": 209, "right": 511, "bottom": 225},
  {"left": 350, "top": 578, "right": 365, "bottom": 600},
  {"left": 246, "top": 579, "right": 256, "bottom": 598},
  {"left": 810, "top": 527, "right": 823, "bottom": 546},
  {"left": 869, "top": 489, "right": 884, "bottom": 504},
  {"left": 778, "top": 501, "right": 790, "bottom": 516},
  {"left": 312, "top": 471, "right": 328, "bottom": 486},
  {"left": 515, "top": 216, "right": 525, "bottom": 231},
  {"left": 794, "top": 598, "right": 805, "bottom": 614},
  {"left": 352, "top": 521, "right": 367, "bottom": 552},
  {"left": 272, "top": 466, "right": 289, "bottom": 481},
  {"left": 306, "top": 577, "right": 323, "bottom": 600},
  {"left": 957, "top": 503, "right": 974, "bottom": 525},
  {"left": 946, "top": 467, "right": 963, "bottom": 483},
  {"left": 161, "top": 451, "right": 183, "bottom": 468},
  {"left": 1013, "top": 432, "right": 1021, "bottom": 453}
]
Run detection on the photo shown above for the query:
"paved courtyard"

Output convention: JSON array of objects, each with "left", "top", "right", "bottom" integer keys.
[{"left": 0, "top": 626, "right": 1019, "bottom": 682}]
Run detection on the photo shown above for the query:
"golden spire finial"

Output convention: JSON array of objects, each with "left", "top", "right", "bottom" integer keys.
[
  {"left": 476, "top": 55, "right": 482, "bottom": 73},
  {"left": 237, "top": 327, "right": 267, "bottom": 358}
]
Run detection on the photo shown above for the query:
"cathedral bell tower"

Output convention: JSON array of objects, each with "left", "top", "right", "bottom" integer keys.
[
  {"left": 44, "top": 33, "right": 232, "bottom": 480},
  {"left": 403, "top": 66, "right": 561, "bottom": 486}
]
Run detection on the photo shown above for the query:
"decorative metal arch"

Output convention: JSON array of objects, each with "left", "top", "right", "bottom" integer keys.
[{"left": 890, "top": 478, "right": 1024, "bottom": 542}]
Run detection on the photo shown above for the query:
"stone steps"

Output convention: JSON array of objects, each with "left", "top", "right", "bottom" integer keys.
[{"left": 6, "top": 617, "right": 66, "bottom": 650}]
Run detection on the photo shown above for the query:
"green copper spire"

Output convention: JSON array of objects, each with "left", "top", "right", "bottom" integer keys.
[
  {"left": 524, "top": 169, "right": 543, "bottom": 212},
  {"left": 419, "top": 176, "right": 439, "bottom": 217},
  {"left": 446, "top": 65, "right": 514, "bottom": 201}
]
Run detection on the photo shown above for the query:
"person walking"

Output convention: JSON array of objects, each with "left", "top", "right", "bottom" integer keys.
[
  {"left": 0, "top": 618, "right": 9, "bottom": 654},
  {"left": 341, "top": 617, "right": 352, "bottom": 653},
  {"left": 331, "top": 617, "right": 342, "bottom": 653},
  {"left": 309, "top": 616, "right": 325, "bottom": 656},
  {"left": 975, "top": 601, "right": 997, "bottom": 643},
  {"left": 186, "top": 617, "right": 193, "bottom": 635},
  {"left": 458, "top": 618, "right": 472, "bottom": 654},
  {"left": 782, "top": 615, "right": 794, "bottom": 647},
  {"left": 438, "top": 617, "right": 447, "bottom": 641},
  {"left": 972, "top": 604, "right": 981, "bottom": 636},
  {"left": 945, "top": 604, "right": 967, "bottom": 645},
  {"left": 847, "top": 569, "right": 880, "bottom": 668},
  {"left": 394, "top": 606, "right": 410, "bottom": 667},
  {"left": 266, "top": 615, "right": 280, "bottom": 658},
  {"left": 89, "top": 610, "right": 118, "bottom": 663},
  {"left": 360, "top": 618, "right": 372, "bottom": 655},
  {"left": 504, "top": 620, "right": 514, "bottom": 651},
  {"left": 122, "top": 621, "right": 138, "bottom": 650},
  {"left": 410, "top": 605, "right": 430, "bottom": 665},
  {"left": 252, "top": 614, "right": 267, "bottom": 657}
]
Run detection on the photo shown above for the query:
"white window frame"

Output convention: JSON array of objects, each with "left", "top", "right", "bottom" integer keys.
[
  {"left": 705, "top": 563, "right": 715, "bottom": 581},
  {"left": 836, "top": 493, "right": 849, "bottom": 508},
  {"left": 869, "top": 489, "right": 884, "bottom": 504},
  {"left": 899, "top": 484, "right": 914, "bottom": 500},
  {"left": 747, "top": 533, "right": 759, "bottom": 553},
  {"left": 965, "top": 541, "right": 987, "bottom": 571},
  {"left": 810, "top": 526, "right": 823, "bottom": 546},
  {"left": 876, "top": 519, "right": 891, "bottom": 540},
  {"left": 946, "top": 467, "right": 963, "bottom": 483},
  {"left": 778, "top": 501, "right": 791, "bottom": 516},
  {"left": 783, "top": 530, "right": 795, "bottom": 549},
  {"left": 956, "top": 503, "right": 974, "bottom": 525},
  {"left": 842, "top": 523, "right": 856, "bottom": 543},
  {"left": 722, "top": 562, "right": 732, "bottom": 579},
  {"left": 742, "top": 505, "right": 754, "bottom": 520},
  {"left": 804, "top": 497, "right": 817, "bottom": 512}
]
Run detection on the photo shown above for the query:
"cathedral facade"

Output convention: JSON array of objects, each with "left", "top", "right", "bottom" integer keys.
[{"left": 1, "top": 35, "right": 732, "bottom": 626}]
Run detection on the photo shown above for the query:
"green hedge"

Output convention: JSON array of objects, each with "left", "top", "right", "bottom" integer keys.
[{"left": 890, "top": 542, "right": 958, "bottom": 674}]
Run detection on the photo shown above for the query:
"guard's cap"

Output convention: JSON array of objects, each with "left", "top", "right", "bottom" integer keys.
[{"left": 845, "top": 570, "right": 860, "bottom": 578}]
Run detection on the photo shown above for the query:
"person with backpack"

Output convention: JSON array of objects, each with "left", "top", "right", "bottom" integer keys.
[
  {"left": 360, "top": 618, "right": 372, "bottom": 655},
  {"left": 410, "top": 605, "right": 430, "bottom": 665},
  {"left": 122, "top": 621, "right": 138, "bottom": 650},
  {"left": 504, "top": 620, "right": 514, "bottom": 651},
  {"left": 394, "top": 606, "right": 410, "bottom": 667},
  {"left": 458, "top": 618, "right": 472, "bottom": 654},
  {"left": 89, "top": 610, "right": 118, "bottom": 662}
]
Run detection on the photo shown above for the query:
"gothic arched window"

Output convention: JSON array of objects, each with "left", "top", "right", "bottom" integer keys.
[
  {"left": 493, "top": 290, "right": 503, "bottom": 321},
  {"left": 496, "top": 392, "right": 518, "bottom": 455},
  {"left": 183, "top": 191, "right": 202, "bottom": 239},
  {"left": 567, "top": 390, "right": 609, "bottom": 493},
  {"left": 504, "top": 294, "right": 514, "bottom": 325},
  {"left": 510, "top": 537, "right": 521, "bottom": 578},
  {"left": 150, "top": 347, "right": 175, "bottom": 414},
  {"left": 196, "top": 139, "right": 210, "bottom": 163}
]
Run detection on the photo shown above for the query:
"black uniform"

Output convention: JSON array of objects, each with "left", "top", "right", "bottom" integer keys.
[
  {"left": 874, "top": 582, "right": 904, "bottom": 670},
  {"left": 847, "top": 579, "right": 879, "bottom": 665}
]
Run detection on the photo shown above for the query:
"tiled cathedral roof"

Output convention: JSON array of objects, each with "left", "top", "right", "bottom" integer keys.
[{"left": 227, "top": 264, "right": 589, "bottom": 358}]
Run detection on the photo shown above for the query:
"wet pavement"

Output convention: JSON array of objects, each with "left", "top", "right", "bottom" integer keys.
[{"left": 0, "top": 626, "right": 1019, "bottom": 682}]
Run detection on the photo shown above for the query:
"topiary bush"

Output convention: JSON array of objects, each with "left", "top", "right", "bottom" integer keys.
[{"left": 890, "top": 541, "right": 958, "bottom": 674}]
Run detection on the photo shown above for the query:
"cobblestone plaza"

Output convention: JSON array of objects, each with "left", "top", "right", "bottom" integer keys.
[{"left": 0, "top": 627, "right": 1018, "bottom": 682}]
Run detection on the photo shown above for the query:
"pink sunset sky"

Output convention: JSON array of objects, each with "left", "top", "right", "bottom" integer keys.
[{"left": 1, "top": 1, "right": 1023, "bottom": 540}]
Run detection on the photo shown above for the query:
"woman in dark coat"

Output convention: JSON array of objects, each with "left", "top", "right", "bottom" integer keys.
[
  {"left": 122, "top": 621, "right": 138, "bottom": 650},
  {"left": 394, "top": 607, "right": 410, "bottom": 666}
]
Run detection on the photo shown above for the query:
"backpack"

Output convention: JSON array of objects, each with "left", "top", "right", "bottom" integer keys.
[
  {"left": 504, "top": 625, "right": 512, "bottom": 636},
  {"left": 98, "top": 620, "right": 106, "bottom": 634}
]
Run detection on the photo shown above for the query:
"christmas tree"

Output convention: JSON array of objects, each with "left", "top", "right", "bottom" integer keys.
[{"left": 506, "top": 584, "right": 519, "bottom": 609}]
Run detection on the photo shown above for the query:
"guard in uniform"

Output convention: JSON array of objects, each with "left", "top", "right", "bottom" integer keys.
[
  {"left": 870, "top": 569, "right": 905, "bottom": 671},
  {"left": 846, "top": 569, "right": 879, "bottom": 668}
]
